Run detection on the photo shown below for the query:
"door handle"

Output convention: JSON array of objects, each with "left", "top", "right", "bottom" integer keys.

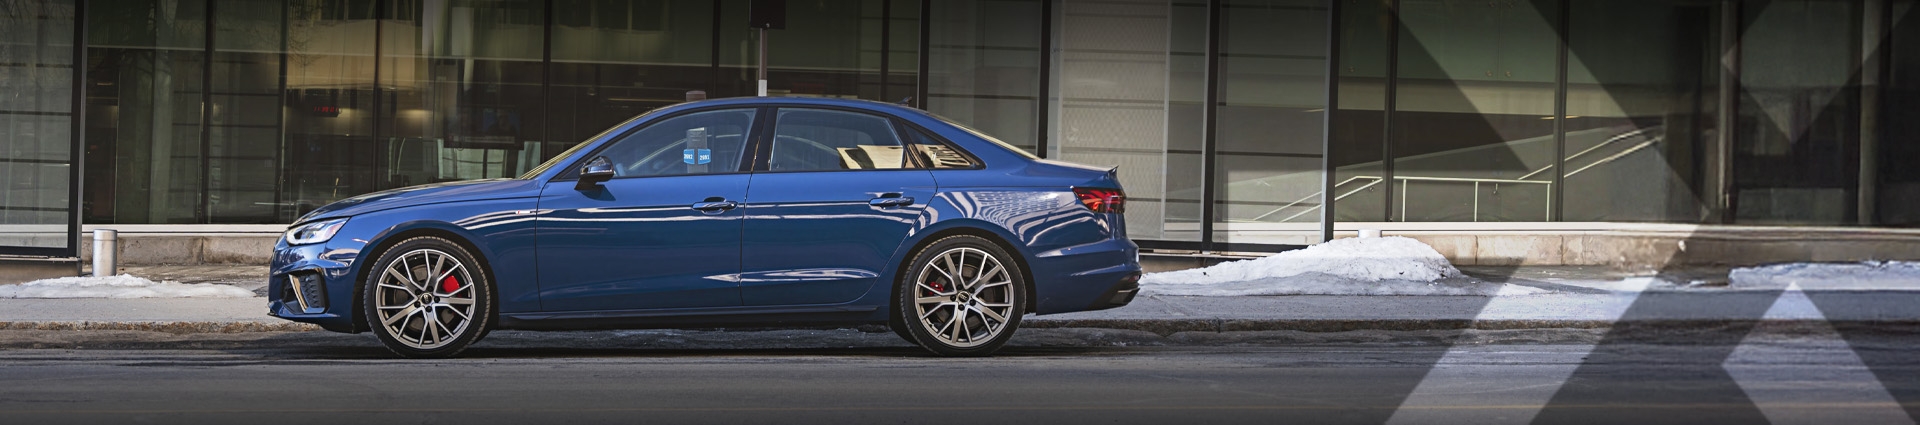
[
  {"left": 869, "top": 195, "right": 914, "bottom": 207},
  {"left": 691, "top": 200, "right": 738, "bottom": 211}
]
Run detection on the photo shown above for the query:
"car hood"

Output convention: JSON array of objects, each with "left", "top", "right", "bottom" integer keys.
[{"left": 296, "top": 178, "right": 540, "bottom": 223}]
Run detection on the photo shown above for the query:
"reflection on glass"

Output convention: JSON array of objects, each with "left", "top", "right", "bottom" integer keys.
[
  {"left": 724, "top": 0, "right": 890, "bottom": 100},
  {"left": 280, "top": 0, "right": 378, "bottom": 218},
  {"left": 1054, "top": 0, "right": 1202, "bottom": 241},
  {"left": 1562, "top": 0, "right": 1717, "bottom": 223},
  {"left": 1391, "top": 0, "right": 1558, "bottom": 222},
  {"left": 1, "top": 0, "right": 77, "bottom": 248},
  {"left": 1212, "top": 0, "right": 1327, "bottom": 245},
  {"left": 1734, "top": 0, "right": 1861, "bottom": 224},
  {"left": 86, "top": 0, "right": 208, "bottom": 224},
  {"left": 209, "top": 0, "right": 289, "bottom": 223},
  {"left": 926, "top": 0, "right": 1042, "bottom": 151},
  {"left": 1882, "top": 0, "right": 1920, "bottom": 226},
  {"left": 551, "top": 0, "right": 712, "bottom": 149},
  {"left": 381, "top": 0, "right": 545, "bottom": 190},
  {"left": 1330, "top": 0, "right": 1389, "bottom": 223}
]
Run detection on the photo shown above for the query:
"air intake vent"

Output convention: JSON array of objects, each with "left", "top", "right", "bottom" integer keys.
[{"left": 289, "top": 272, "right": 328, "bottom": 313}]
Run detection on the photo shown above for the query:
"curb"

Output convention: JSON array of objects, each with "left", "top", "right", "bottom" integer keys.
[
  {"left": 3, "top": 318, "right": 1911, "bottom": 336},
  {"left": 0, "top": 321, "right": 320, "bottom": 333},
  {"left": 1026, "top": 318, "right": 1920, "bottom": 336}
]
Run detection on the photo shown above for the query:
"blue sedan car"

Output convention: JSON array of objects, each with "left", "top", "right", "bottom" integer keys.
[{"left": 269, "top": 97, "right": 1141, "bottom": 358}]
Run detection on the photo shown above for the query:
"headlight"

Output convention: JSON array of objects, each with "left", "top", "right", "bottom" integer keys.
[{"left": 284, "top": 217, "right": 349, "bottom": 246}]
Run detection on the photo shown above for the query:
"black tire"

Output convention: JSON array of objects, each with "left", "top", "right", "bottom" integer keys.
[
  {"left": 896, "top": 235, "right": 1027, "bottom": 356},
  {"left": 362, "top": 236, "right": 494, "bottom": 359}
]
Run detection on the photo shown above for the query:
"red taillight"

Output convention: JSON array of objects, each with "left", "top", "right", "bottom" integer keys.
[{"left": 1073, "top": 188, "right": 1126, "bottom": 213}]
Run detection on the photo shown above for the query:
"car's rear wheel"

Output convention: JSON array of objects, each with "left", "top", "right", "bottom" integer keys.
[
  {"left": 896, "top": 235, "right": 1026, "bottom": 356},
  {"left": 364, "top": 237, "right": 492, "bottom": 359}
]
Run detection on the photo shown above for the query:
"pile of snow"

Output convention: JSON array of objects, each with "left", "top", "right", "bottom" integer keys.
[
  {"left": 1141, "top": 236, "right": 1542, "bottom": 296},
  {"left": 0, "top": 275, "right": 255, "bottom": 299},
  {"left": 1731, "top": 261, "right": 1920, "bottom": 291}
]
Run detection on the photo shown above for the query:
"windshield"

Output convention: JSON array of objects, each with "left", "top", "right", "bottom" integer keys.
[
  {"left": 924, "top": 111, "right": 1040, "bottom": 160},
  {"left": 516, "top": 112, "right": 654, "bottom": 179},
  {"left": 517, "top": 139, "right": 592, "bottom": 179}
]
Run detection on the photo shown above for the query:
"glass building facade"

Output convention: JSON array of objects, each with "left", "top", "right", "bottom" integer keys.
[{"left": 3, "top": 0, "right": 1918, "bottom": 255}]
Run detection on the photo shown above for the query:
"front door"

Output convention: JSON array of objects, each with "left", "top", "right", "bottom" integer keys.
[
  {"left": 535, "top": 108, "right": 760, "bottom": 311},
  {"left": 740, "top": 108, "right": 938, "bottom": 306}
]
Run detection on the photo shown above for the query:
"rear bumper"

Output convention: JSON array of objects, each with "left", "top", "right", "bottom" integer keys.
[{"left": 1028, "top": 237, "right": 1142, "bottom": 314}]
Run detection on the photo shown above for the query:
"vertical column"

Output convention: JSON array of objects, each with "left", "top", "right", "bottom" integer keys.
[
  {"left": 1200, "top": 0, "right": 1218, "bottom": 250},
  {"left": 1713, "top": 0, "right": 1740, "bottom": 224},
  {"left": 1550, "top": 0, "right": 1567, "bottom": 222},
  {"left": 1860, "top": 0, "right": 1888, "bottom": 225},
  {"left": 1381, "top": 0, "right": 1400, "bottom": 222},
  {"left": 1037, "top": 0, "right": 1053, "bottom": 158},
  {"left": 1320, "top": 0, "right": 1340, "bottom": 243}
]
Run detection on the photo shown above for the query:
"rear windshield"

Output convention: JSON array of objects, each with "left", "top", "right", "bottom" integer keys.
[{"left": 925, "top": 112, "right": 1040, "bottom": 160}]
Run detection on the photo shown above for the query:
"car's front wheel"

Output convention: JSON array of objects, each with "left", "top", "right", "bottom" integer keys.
[
  {"left": 895, "top": 235, "right": 1027, "bottom": 356},
  {"left": 363, "top": 237, "right": 493, "bottom": 358}
]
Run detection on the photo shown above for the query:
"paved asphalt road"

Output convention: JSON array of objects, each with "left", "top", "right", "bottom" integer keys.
[{"left": 2, "top": 328, "right": 1917, "bottom": 425}]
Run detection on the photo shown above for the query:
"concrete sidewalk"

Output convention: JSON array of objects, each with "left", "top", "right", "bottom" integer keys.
[
  {"left": 5, "top": 290, "right": 1915, "bottom": 335},
  {"left": 7, "top": 264, "right": 1920, "bottom": 339}
]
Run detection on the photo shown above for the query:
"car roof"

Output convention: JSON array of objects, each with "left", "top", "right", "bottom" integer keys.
[{"left": 657, "top": 96, "right": 927, "bottom": 116}]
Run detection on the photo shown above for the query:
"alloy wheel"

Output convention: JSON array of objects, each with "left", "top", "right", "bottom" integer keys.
[
  {"left": 911, "top": 247, "right": 1017, "bottom": 348},
  {"left": 372, "top": 248, "right": 478, "bottom": 350}
]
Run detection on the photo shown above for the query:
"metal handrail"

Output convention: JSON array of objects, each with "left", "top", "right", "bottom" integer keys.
[
  {"left": 1516, "top": 126, "right": 1661, "bottom": 181},
  {"left": 1242, "top": 126, "right": 1666, "bottom": 223},
  {"left": 1267, "top": 175, "right": 1550, "bottom": 223},
  {"left": 1250, "top": 175, "right": 1378, "bottom": 221}
]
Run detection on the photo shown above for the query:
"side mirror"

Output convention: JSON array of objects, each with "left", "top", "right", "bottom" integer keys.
[{"left": 575, "top": 156, "right": 615, "bottom": 190}]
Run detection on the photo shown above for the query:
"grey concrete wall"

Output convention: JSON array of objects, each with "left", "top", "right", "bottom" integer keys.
[
  {"left": 1393, "top": 229, "right": 1920, "bottom": 272},
  {"left": 0, "top": 258, "right": 81, "bottom": 284},
  {"left": 80, "top": 234, "right": 278, "bottom": 266}
]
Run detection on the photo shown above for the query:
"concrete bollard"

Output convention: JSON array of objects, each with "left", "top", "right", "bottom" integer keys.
[
  {"left": 1358, "top": 229, "right": 1383, "bottom": 238},
  {"left": 93, "top": 229, "right": 117, "bottom": 277}
]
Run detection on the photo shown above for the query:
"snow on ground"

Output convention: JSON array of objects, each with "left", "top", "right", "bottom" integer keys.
[
  {"left": 1731, "top": 261, "right": 1920, "bottom": 291},
  {"left": 1141, "top": 236, "right": 1546, "bottom": 296},
  {"left": 0, "top": 275, "right": 256, "bottom": 299}
]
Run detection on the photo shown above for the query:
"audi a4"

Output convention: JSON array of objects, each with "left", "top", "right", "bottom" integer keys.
[{"left": 269, "top": 97, "right": 1141, "bottom": 358}]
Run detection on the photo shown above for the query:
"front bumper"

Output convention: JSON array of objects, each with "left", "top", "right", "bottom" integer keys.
[{"left": 267, "top": 240, "right": 363, "bottom": 333}]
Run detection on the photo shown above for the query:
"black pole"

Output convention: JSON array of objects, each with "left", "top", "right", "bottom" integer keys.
[
  {"left": 199, "top": 0, "right": 215, "bottom": 223},
  {"left": 916, "top": 0, "right": 930, "bottom": 108},
  {"left": 1551, "top": 0, "right": 1567, "bottom": 222},
  {"left": 1320, "top": 0, "right": 1340, "bottom": 243},
  {"left": 709, "top": 0, "right": 720, "bottom": 95},
  {"left": 1036, "top": 0, "right": 1052, "bottom": 157},
  {"left": 880, "top": 0, "right": 890, "bottom": 101},
  {"left": 1715, "top": 0, "right": 1739, "bottom": 223},
  {"left": 69, "top": 0, "right": 88, "bottom": 257},
  {"left": 542, "top": 0, "right": 552, "bottom": 148},
  {"left": 274, "top": 0, "right": 289, "bottom": 221},
  {"left": 1382, "top": 0, "right": 1399, "bottom": 221},
  {"left": 371, "top": 0, "right": 384, "bottom": 192},
  {"left": 758, "top": 27, "right": 767, "bottom": 95},
  {"left": 1200, "top": 0, "right": 1221, "bottom": 251}
]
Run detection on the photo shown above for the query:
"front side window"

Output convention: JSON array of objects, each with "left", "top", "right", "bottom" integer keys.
[
  {"left": 589, "top": 109, "right": 757, "bottom": 178},
  {"left": 769, "top": 109, "right": 911, "bottom": 171}
]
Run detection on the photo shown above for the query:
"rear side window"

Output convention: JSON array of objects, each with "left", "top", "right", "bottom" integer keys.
[
  {"left": 905, "top": 127, "right": 978, "bottom": 169},
  {"left": 769, "top": 109, "right": 911, "bottom": 171}
]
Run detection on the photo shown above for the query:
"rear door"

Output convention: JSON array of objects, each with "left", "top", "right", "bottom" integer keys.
[{"left": 738, "top": 108, "right": 937, "bottom": 306}]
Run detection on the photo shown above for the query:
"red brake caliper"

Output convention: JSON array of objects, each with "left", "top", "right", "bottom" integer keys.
[
  {"left": 927, "top": 281, "right": 946, "bottom": 294},
  {"left": 440, "top": 275, "right": 460, "bottom": 293}
]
